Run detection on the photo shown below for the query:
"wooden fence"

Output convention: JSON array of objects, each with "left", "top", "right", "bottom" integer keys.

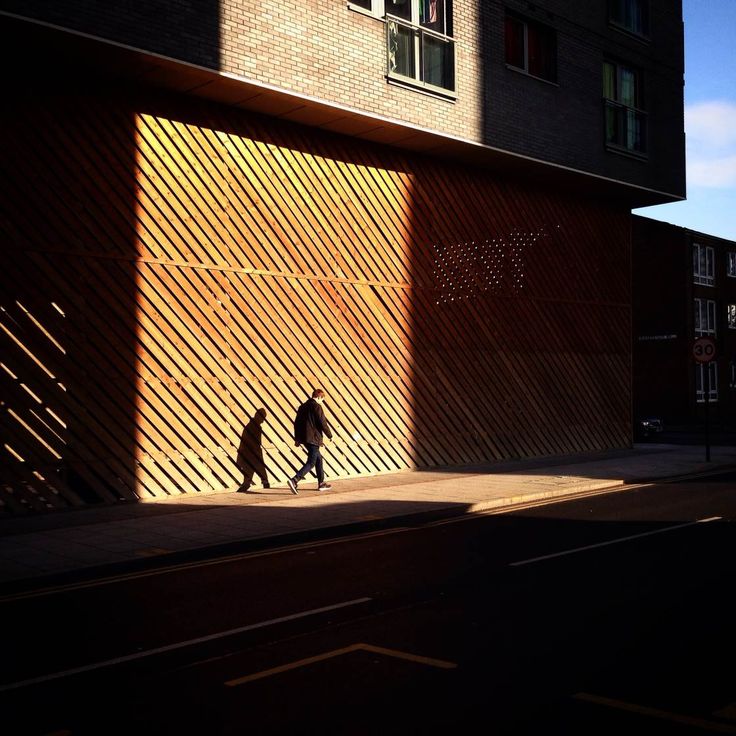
[{"left": 0, "top": 83, "right": 631, "bottom": 512}]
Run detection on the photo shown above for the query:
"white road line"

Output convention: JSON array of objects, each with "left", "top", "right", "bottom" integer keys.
[
  {"left": 575, "top": 693, "right": 736, "bottom": 733},
  {"left": 0, "top": 597, "right": 372, "bottom": 693},
  {"left": 0, "top": 529, "right": 409, "bottom": 603},
  {"left": 510, "top": 516, "right": 722, "bottom": 567}
]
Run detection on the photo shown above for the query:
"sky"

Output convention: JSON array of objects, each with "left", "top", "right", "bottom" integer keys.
[{"left": 632, "top": 0, "right": 736, "bottom": 241}]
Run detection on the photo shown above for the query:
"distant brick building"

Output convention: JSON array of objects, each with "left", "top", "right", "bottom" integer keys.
[
  {"left": 0, "top": 2, "right": 685, "bottom": 511},
  {"left": 633, "top": 215, "right": 736, "bottom": 429}
]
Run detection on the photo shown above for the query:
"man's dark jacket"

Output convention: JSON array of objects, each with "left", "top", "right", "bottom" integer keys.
[{"left": 294, "top": 399, "right": 333, "bottom": 446}]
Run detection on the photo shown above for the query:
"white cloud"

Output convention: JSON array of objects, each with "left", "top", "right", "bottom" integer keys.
[
  {"left": 688, "top": 154, "right": 736, "bottom": 187},
  {"left": 685, "top": 101, "right": 736, "bottom": 148},
  {"left": 685, "top": 100, "right": 736, "bottom": 188}
]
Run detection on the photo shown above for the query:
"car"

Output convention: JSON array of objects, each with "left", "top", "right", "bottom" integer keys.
[{"left": 635, "top": 417, "right": 664, "bottom": 440}]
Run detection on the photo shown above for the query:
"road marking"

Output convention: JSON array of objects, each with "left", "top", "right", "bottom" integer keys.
[
  {"left": 225, "top": 642, "right": 457, "bottom": 686},
  {"left": 574, "top": 693, "right": 736, "bottom": 733},
  {"left": 0, "top": 598, "right": 371, "bottom": 693},
  {"left": 715, "top": 703, "right": 736, "bottom": 721},
  {"left": 510, "top": 516, "right": 721, "bottom": 566},
  {"left": 0, "top": 530, "right": 408, "bottom": 603}
]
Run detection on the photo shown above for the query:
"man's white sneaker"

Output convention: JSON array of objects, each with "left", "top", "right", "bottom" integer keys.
[{"left": 318, "top": 483, "right": 332, "bottom": 491}]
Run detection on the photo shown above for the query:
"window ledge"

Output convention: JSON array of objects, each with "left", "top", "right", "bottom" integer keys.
[
  {"left": 504, "top": 64, "right": 558, "bottom": 87},
  {"left": 605, "top": 143, "right": 648, "bottom": 161},
  {"left": 387, "top": 74, "right": 457, "bottom": 101},
  {"left": 608, "top": 21, "right": 651, "bottom": 43},
  {"left": 347, "top": 3, "right": 379, "bottom": 20}
]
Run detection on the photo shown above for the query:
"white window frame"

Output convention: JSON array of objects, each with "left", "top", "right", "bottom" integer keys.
[
  {"left": 728, "top": 304, "right": 736, "bottom": 330},
  {"left": 696, "top": 362, "right": 718, "bottom": 403},
  {"left": 348, "top": 0, "right": 384, "bottom": 17},
  {"left": 694, "top": 298, "right": 717, "bottom": 337},
  {"left": 727, "top": 252, "right": 736, "bottom": 278},
  {"left": 693, "top": 243, "right": 715, "bottom": 286},
  {"left": 385, "top": 0, "right": 456, "bottom": 97}
]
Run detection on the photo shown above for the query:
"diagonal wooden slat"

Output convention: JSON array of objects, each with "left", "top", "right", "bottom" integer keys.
[{"left": 0, "top": 86, "right": 632, "bottom": 513}]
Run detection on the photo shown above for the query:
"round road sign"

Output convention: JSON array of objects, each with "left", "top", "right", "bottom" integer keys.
[{"left": 693, "top": 336, "right": 716, "bottom": 363}]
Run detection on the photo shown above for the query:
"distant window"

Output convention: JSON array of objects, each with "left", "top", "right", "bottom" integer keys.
[
  {"left": 386, "top": 0, "right": 455, "bottom": 95},
  {"left": 609, "top": 0, "right": 650, "bottom": 37},
  {"left": 728, "top": 252, "right": 736, "bottom": 277},
  {"left": 696, "top": 362, "right": 718, "bottom": 403},
  {"left": 695, "top": 298, "right": 717, "bottom": 337},
  {"left": 693, "top": 243, "right": 715, "bottom": 286},
  {"left": 728, "top": 304, "right": 736, "bottom": 330},
  {"left": 349, "top": 0, "right": 374, "bottom": 10},
  {"left": 505, "top": 13, "right": 557, "bottom": 83},
  {"left": 603, "top": 61, "right": 646, "bottom": 154}
]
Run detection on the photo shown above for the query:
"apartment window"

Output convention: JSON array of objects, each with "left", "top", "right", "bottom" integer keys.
[
  {"left": 609, "top": 0, "right": 650, "bottom": 37},
  {"left": 728, "top": 304, "right": 736, "bottom": 330},
  {"left": 603, "top": 61, "right": 646, "bottom": 154},
  {"left": 728, "top": 252, "right": 736, "bottom": 277},
  {"left": 505, "top": 13, "right": 557, "bottom": 83},
  {"left": 386, "top": 0, "right": 455, "bottom": 95},
  {"left": 693, "top": 243, "right": 715, "bottom": 286},
  {"left": 694, "top": 298, "right": 717, "bottom": 336},
  {"left": 696, "top": 362, "right": 718, "bottom": 403}
]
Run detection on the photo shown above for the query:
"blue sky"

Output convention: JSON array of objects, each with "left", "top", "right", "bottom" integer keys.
[{"left": 633, "top": 0, "right": 736, "bottom": 241}]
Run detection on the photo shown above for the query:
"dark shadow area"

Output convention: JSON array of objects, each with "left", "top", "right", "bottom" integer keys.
[
  {"left": 0, "top": 9, "right": 223, "bottom": 515},
  {"left": 235, "top": 408, "right": 271, "bottom": 492},
  {"left": 1, "top": 479, "right": 735, "bottom": 733},
  {"left": 0, "top": 1, "right": 221, "bottom": 70},
  {"left": 0, "top": 17, "right": 142, "bottom": 512}
]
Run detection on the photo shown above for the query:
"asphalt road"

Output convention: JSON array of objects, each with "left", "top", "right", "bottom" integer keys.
[{"left": 2, "top": 469, "right": 735, "bottom": 735}]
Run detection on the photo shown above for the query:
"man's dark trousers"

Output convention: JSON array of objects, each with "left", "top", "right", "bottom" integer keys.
[{"left": 294, "top": 443, "right": 324, "bottom": 485}]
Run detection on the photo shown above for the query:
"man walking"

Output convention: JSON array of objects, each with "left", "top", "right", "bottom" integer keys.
[{"left": 288, "top": 388, "right": 333, "bottom": 494}]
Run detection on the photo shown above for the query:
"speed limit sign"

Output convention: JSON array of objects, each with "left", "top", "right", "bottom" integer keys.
[{"left": 693, "top": 336, "right": 716, "bottom": 363}]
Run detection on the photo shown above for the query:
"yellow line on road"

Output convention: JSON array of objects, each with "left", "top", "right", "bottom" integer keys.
[
  {"left": 574, "top": 693, "right": 736, "bottom": 733},
  {"left": 225, "top": 643, "right": 457, "bottom": 687}
]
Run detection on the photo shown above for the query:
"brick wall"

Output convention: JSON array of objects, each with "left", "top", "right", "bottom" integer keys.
[{"left": 2, "top": 0, "right": 684, "bottom": 197}]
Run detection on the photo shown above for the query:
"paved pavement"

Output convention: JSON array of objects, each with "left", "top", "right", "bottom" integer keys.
[{"left": 1, "top": 443, "right": 735, "bottom": 590}]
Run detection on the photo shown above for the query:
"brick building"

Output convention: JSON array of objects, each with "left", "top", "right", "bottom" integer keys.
[
  {"left": 633, "top": 215, "right": 736, "bottom": 430},
  {"left": 0, "top": 1, "right": 685, "bottom": 511}
]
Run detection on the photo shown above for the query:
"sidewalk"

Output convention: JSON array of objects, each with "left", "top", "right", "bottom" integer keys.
[{"left": 1, "top": 443, "right": 735, "bottom": 590}]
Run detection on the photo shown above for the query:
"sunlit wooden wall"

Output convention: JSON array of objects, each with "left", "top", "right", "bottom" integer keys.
[{"left": 0, "top": 85, "right": 632, "bottom": 512}]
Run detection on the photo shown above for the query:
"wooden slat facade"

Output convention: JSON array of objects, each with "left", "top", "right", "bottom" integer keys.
[{"left": 0, "top": 85, "right": 632, "bottom": 512}]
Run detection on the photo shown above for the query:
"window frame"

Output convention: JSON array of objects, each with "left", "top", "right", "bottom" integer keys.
[
  {"left": 348, "top": 0, "right": 383, "bottom": 17},
  {"left": 727, "top": 251, "right": 736, "bottom": 278},
  {"left": 694, "top": 297, "right": 717, "bottom": 337},
  {"left": 504, "top": 12, "right": 558, "bottom": 84},
  {"left": 693, "top": 243, "right": 715, "bottom": 286},
  {"left": 385, "top": 0, "right": 456, "bottom": 98},
  {"left": 603, "top": 60, "right": 647, "bottom": 156},
  {"left": 608, "top": 0, "right": 650, "bottom": 39},
  {"left": 696, "top": 362, "right": 718, "bottom": 403},
  {"left": 727, "top": 304, "right": 736, "bottom": 330}
]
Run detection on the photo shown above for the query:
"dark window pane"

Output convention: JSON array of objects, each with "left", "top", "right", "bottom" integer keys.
[
  {"left": 386, "top": 0, "right": 411, "bottom": 21},
  {"left": 527, "top": 24, "right": 555, "bottom": 81},
  {"left": 505, "top": 16, "right": 525, "bottom": 68},
  {"left": 351, "top": 0, "right": 372, "bottom": 10},
  {"left": 422, "top": 33, "right": 453, "bottom": 90}
]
